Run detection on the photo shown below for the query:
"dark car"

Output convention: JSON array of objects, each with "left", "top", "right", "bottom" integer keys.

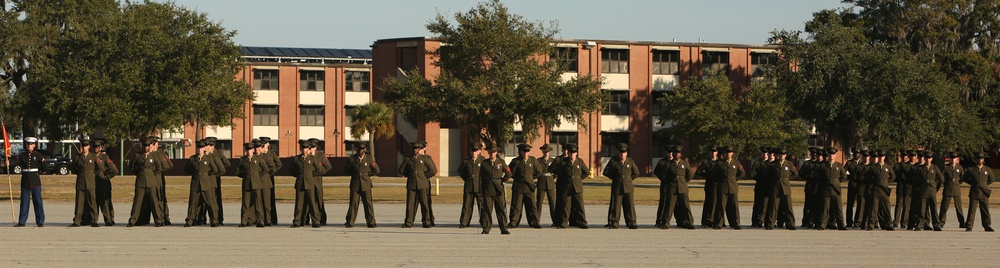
[
  {"left": 10, "top": 150, "right": 72, "bottom": 175},
  {"left": 0, "top": 154, "right": 11, "bottom": 174}
]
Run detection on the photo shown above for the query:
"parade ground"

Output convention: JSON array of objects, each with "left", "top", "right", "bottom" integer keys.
[{"left": 0, "top": 200, "right": 996, "bottom": 267}]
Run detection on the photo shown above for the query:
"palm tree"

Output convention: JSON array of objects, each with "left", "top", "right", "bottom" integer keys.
[{"left": 348, "top": 102, "right": 395, "bottom": 158}]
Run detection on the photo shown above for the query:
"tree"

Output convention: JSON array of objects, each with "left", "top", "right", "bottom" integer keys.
[
  {"left": 382, "top": 0, "right": 603, "bottom": 146},
  {"left": 656, "top": 75, "right": 810, "bottom": 160},
  {"left": 348, "top": 102, "right": 395, "bottom": 158},
  {"left": 770, "top": 9, "right": 983, "bottom": 151},
  {"left": 5, "top": 0, "right": 252, "bottom": 141}
]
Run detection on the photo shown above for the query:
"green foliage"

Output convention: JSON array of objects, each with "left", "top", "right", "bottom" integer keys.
[
  {"left": 383, "top": 0, "right": 603, "bottom": 146},
  {"left": 656, "top": 75, "right": 809, "bottom": 160},
  {"left": 348, "top": 102, "right": 395, "bottom": 158},
  {"left": 2, "top": 0, "right": 252, "bottom": 141},
  {"left": 771, "top": 7, "right": 987, "bottom": 151}
]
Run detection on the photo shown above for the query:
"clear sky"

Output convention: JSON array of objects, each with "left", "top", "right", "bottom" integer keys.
[{"left": 158, "top": 0, "right": 851, "bottom": 49}]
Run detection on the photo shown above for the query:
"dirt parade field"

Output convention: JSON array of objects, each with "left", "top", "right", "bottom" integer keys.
[{"left": 0, "top": 176, "right": 995, "bottom": 267}]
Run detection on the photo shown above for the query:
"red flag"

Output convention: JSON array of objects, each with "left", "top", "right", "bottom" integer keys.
[{"left": 1, "top": 123, "right": 9, "bottom": 157}]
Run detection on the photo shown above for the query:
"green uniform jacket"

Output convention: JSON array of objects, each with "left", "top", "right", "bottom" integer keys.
[
  {"left": 479, "top": 157, "right": 511, "bottom": 197},
  {"left": 713, "top": 159, "right": 745, "bottom": 195},
  {"left": 130, "top": 153, "right": 163, "bottom": 188},
  {"left": 770, "top": 160, "right": 797, "bottom": 196},
  {"left": 654, "top": 158, "right": 693, "bottom": 194},
  {"left": 236, "top": 155, "right": 268, "bottom": 191},
  {"left": 941, "top": 164, "right": 964, "bottom": 197},
  {"left": 97, "top": 153, "right": 116, "bottom": 181},
  {"left": 912, "top": 164, "right": 943, "bottom": 198},
  {"left": 821, "top": 162, "right": 847, "bottom": 197},
  {"left": 536, "top": 156, "right": 556, "bottom": 191},
  {"left": 73, "top": 153, "right": 98, "bottom": 190},
  {"left": 398, "top": 154, "right": 437, "bottom": 190},
  {"left": 291, "top": 154, "right": 326, "bottom": 191},
  {"left": 867, "top": 163, "right": 894, "bottom": 196},
  {"left": 345, "top": 153, "right": 380, "bottom": 192},
  {"left": 212, "top": 150, "right": 231, "bottom": 175},
  {"left": 458, "top": 155, "right": 484, "bottom": 193},
  {"left": 964, "top": 165, "right": 993, "bottom": 200},
  {"left": 603, "top": 156, "right": 639, "bottom": 194},
  {"left": 550, "top": 157, "right": 589, "bottom": 194},
  {"left": 315, "top": 150, "right": 333, "bottom": 176},
  {"left": 894, "top": 162, "right": 912, "bottom": 195},
  {"left": 509, "top": 156, "right": 542, "bottom": 193},
  {"left": 186, "top": 154, "right": 221, "bottom": 192}
]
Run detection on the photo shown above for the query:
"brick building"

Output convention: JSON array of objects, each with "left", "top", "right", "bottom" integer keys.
[{"left": 371, "top": 37, "right": 779, "bottom": 176}]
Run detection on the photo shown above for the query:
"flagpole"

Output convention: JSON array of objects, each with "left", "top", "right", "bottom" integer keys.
[
  {"left": 6, "top": 172, "right": 12, "bottom": 225},
  {"left": 2, "top": 120, "right": 13, "bottom": 224}
]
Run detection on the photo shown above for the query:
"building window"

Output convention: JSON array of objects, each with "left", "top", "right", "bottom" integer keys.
[
  {"left": 652, "top": 50, "right": 680, "bottom": 75},
  {"left": 253, "top": 69, "right": 279, "bottom": 90},
  {"left": 750, "top": 52, "right": 777, "bottom": 77},
  {"left": 651, "top": 91, "right": 669, "bottom": 116},
  {"left": 253, "top": 105, "right": 278, "bottom": 126},
  {"left": 552, "top": 47, "right": 578, "bottom": 72},
  {"left": 601, "top": 132, "right": 630, "bottom": 157},
  {"left": 603, "top": 90, "right": 630, "bottom": 116},
  {"left": 214, "top": 140, "right": 232, "bottom": 158},
  {"left": 549, "top": 132, "right": 578, "bottom": 154},
  {"left": 344, "top": 106, "right": 356, "bottom": 126},
  {"left": 503, "top": 131, "right": 525, "bottom": 155},
  {"left": 702, "top": 51, "right": 730, "bottom": 76},
  {"left": 345, "top": 71, "right": 370, "bottom": 92},
  {"left": 267, "top": 140, "right": 278, "bottom": 154},
  {"left": 300, "top": 106, "right": 324, "bottom": 126},
  {"left": 314, "top": 140, "right": 327, "bottom": 154},
  {"left": 601, "top": 49, "right": 629, "bottom": 74},
  {"left": 300, "top": 71, "right": 324, "bottom": 91}
]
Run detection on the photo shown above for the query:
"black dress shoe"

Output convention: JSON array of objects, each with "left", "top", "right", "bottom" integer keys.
[
  {"left": 481, "top": 231, "right": 489, "bottom": 234},
  {"left": 312, "top": 224, "right": 320, "bottom": 228},
  {"left": 126, "top": 223, "right": 134, "bottom": 227},
  {"left": 787, "top": 226, "right": 796, "bottom": 230},
  {"left": 733, "top": 227, "right": 742, "bottom": 230},
  {"left": 37, "top": 224, "right": 43, "bottom": 227},
  {"left": 459, "top": 225, "right": 467, "bottom": 229},
  {"left": 837, "top": 227, "right": 847, "bottom": 230},
  {"left": 933, "top": 227, "right": 942, "bottom": 231},
  {"left": 607, "top": 225, "right": 618, "bottom": 229},
  {"left": 764, "top": 226, "right": 773, "bottom": 230},
  {"left": 578, "top": 225, "right": 589, "bottom": 229},
  {"left": 531, "top": 225, "right": 542, "bottom": 229},
  {"left": 69, "top": 224, "right": 80, "bottom": 227},
  {"left": 164, "top": 220, "right": 172, "bottom": 226},
  {"left": 628, "top": 225, "right": 638, "bottom": 229},
  {"left": 401, "top": 224, "right": 411, "bottom": 228},
  {"left": 345, "top": 224, "right": 354, "bottom": 228},
  {"left": 257, "top": 224, "right": 265, "bottom": 228},
  {"left": 367, "top": 224, "right": 378, "bottom": 228},
  {"left": 501, "top": 230, "right": 510, "bottom": 235},
  {"left": 91, "top": 223, "right": 100, "bottom": 227},
  {"left": 184, "top": 223, "right": 192, "bottom": 227},
  {"left": 211, "top": 223, "right": 219, "bottom": 227},
  {"left": 965, "top": 228, "right": 973, "bottom": 232},
  {"left": 985, "top": 227, "right": 995, "bottom": 232},
  {"left": 422, "top": 225, "right": 431, "bottom": 228},
  {"left": 659, "top": 225, "right": 669, "bottom": 229},
  {"left": 154, "top": 223, "right": 163, "bottom": 227},
  {"left": 556, "top": 226, "right": 566, "bottom": 229}
]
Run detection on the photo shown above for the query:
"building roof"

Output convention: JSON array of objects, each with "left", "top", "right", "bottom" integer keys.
[{"left": 240, "top": 46, "right": 372, "bottom": 65}]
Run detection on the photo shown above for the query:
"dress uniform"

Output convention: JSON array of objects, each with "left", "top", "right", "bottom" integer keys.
[
  {"left": 766, "top": 148, "right": 797, "bottom": 230},
  {"left": 864, "top": 150, "right": 894, "bottom": 230},
  {"left": 654, "top": 145, "right": 695, "bottom": 229},
  {"left": 345, "top": 143, "right": 380, "bottom": 228},
  {"left": 603, "top": 143, "right": 639, "bottom": 229},
  {"left": 799, "top": 148, "right": 819, "bottom": 228},
  {"left": 479, "top": 144, "right": 512, "bottom": 235},
  {"left": 152, "top": 137, "right": 173, "bottom": 225},
  {"left": 750, "top": 146, "right": 771, "bottom": 228},
  {"left": 939, "top": 152, "right": 966, "bottom": 228},
  {"left": 15, "top": 137, "right": 44, "bottom": 227},
  {"left": 458, "top": 142, "right": 484, "bottom": 228},
  {"left": 508, "top": 143, "right": 542, "bottom": 229},
  {"left": 893, "top": 151, "right": 915, "bottom": 228},
  {"left": 711, "top": 146, "right": 744, "bottom": 229},
  {"left": 534, "top": 144, "right": 558, "bottom": 227},
  {"left": 260, "top": 137, "right": 281, "bottom": 226},
  {"left": 207, "top": 137, "right": 231, "bottom": 225},
  {"left": 550, "top": 143, "right": 590, "bottom": 229},
  {"left": 844, "top": 149, "right": 863, "bottom": 228},
  {"left": 184, "top": 141, "right": 222, "bottom": 227},
  {"left": 127, "top": 138, "right": 165, "bottom": 227},
  {"left": 398, "top": 141, "right": 437, "bottom": 228},
  {"left": 93, "top": 139, "right": 118, "bottom": 226},
  {"left": 697, "top": 146, "right": 719, "bottom": 228},
  {"left": 911, "top": 151, "right": 943, "bottom": 231},
  {"left": 71, "top": 139, "right": 99, "bottom": 227},
  {"left": 963, "top": 153, "right": 994, "bottom": 232},
  {"left": 817, "top": 148, "right": 847, "bottom": 230},
  {"left": 292, "top": 140, "right": 325, "bottom": 227},
  {"left": 237, "top": 143, "right": 267, "bottom": 227},
  {"left": 307, "top": 138, "right": 331, "bottom": 225}
]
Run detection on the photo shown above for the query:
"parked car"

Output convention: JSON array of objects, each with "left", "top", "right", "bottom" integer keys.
[{"left": 10, "top": 150, "right": 72, "bottom": 175}]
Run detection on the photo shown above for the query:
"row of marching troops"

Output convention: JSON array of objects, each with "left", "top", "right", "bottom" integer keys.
[{"left": 16, "top": 135, "right": 994, "bottom": 233}]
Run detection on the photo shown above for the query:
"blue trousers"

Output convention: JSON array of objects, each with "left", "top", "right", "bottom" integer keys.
[{"left": 19, "top": 187, "right": 45, "bottom": 225}]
